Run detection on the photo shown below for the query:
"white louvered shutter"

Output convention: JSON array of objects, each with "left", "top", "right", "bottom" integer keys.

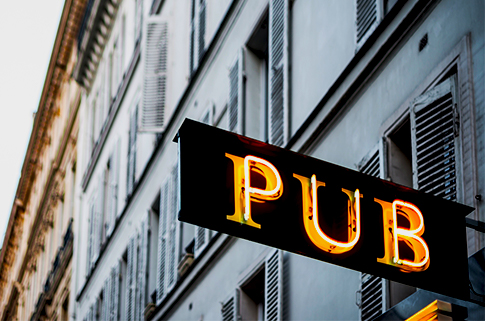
[
  {"left": 127, "top": 108, "right": 138, "bottom": 196},
  {"left": 87, "top": 200, "right": 95, "bottom": 273},
  {"left": 228, "top": 49, "right": 245, "bottom": 134},
  {"left": 356, "top": 0, "right": 381, "bottom": 48},
  {"left": 97, "top": 174, "right": 106, "bottom": 251},
  {"left": 411, "top": 76, "right": 460, "bottom": 201},
  {"left": 140, "top": 17, "right": 168, "bottom": 132},
  {"left": 358, "top": 146, "right": 387, "bottom": 321},
  {"left": 105, "top": 156, "right": 113, "bottom": 238},
  {"left": 265, "top": 249, "right": 283, "bottom": 321},
  {"left": 125, "top": 236, "right": 137, "bottom": 321},
  {"left": 189, "top": 0, "right": 197, "bottom": 73},
  {"left": 136, "top": 213, "right": 150, "bottom": 320},
  {"left": 268, "top": 0, "right": 289, "bottom": 147},
  {"left": 107, "top": 138, "right": 120, "bottom": 238},
  {"left": 135, "top": 0, "right": 143, "bottom": 41},
  {"left": 101, "top": 279, "right": 109, "bottom": 321},
  {"left": 194, "top": 115, "right": 212, "bottom": 257},
  {"left": 156, "top": 180, "right": 169, "bottom": 303},
  {"left": 221, "top": 289, "right": 240, "bottom": 321},
  {"left": 198, "top": 0, "right": 206, "bottom": 63},
  {"left": 110, "top": 262, "right": 120, "bottom": 321},
  {"left": 167, "top": 165, "right": 180, "bottom": 291}
]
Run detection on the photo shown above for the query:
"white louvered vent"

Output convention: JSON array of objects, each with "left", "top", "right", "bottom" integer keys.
[
  {"left": 265, "top": 249, "right": 282, "bottom": 321},
  {"left": 359, "top": 147, "right": 385, "bottom": 321},
  {"left": 141, "top": 18, "right": 168, "bottom": 132},
  {"left": 356, "top": 0, "right": 380, "bottom": 47},
  {"left": 268, "top": 0, "right": 289, "bottom": 147},
  {"left": 412, "top": 77, "right": 458, "bottom": 201}
]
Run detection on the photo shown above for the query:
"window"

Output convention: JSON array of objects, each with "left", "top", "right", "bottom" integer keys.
[{"left": 222, "top": 250, "right": 283, "bottom": 321}]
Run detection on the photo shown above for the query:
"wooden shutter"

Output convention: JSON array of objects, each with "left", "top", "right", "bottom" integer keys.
[
  {"left": 127, "top": 108, "right": 138, "bottom": 196},
  {"left": 198, "top": 0, "right": 206, "bottom": 63},
  {"left": 110, "top": 262, "right": 120, "bottom": 321},
  {"left": 268, "top": 0, "right": 289, "bottom": 147},
  {"left": 358, "top": 145, "right": 387, "bottom": 321},
  {"left": 136, "top": 213, "right": 150, "bottom": 321},
  {"left": 140, "top": 17, "right": 168, "bottom": 132},
  {"left": 356, "top": 0, "right": 380, "bottom": 48},
  {"left": 221, "top": 289, "right": 240, "bottom": 321},
  {"left": 411, "top": 76, "right": 460, "bottom": 201},
  {"left": 125, "top": 236, "right": 137, "bottom": 321},
  {"left": 265, "top": 249, "right": 282, "bottom": 321},
  {"left": 156, "top": 180, "right": 169, "bottom": 303},
  {"left": 228, "top": 49, "right": 245, "bottom": 134}
]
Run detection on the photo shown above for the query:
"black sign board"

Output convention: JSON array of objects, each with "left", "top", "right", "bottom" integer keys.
[{"left": 175, "top": 119, "right": 473, "bottom": 300}]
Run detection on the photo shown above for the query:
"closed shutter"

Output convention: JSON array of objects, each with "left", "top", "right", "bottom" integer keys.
[
  {"left": 268, "top": 0, "right": 289, "bottom": 147},
  {"left": 156, "top": 180, "right": 169, "bottom": 303},
  {"left": 358, "top": 146, "right": 386, "bottom": 321},
  {"left": 97, "top": 174, "right": 106, "bottom": 251},
  {"left": 221, "top": 289, "right": 240, "bottom": 321},
  {"left": 135, "top": 0, "right": 143, "bottom": 41},
  {"left": 110, "top": 262, "right": 120, "bottom": 321},
  {"left": 356, "top": 0, "right": 380, "bottom": 48},
  {"left": 140, "top": 17, "right": 168, "bottom": 132},
  {"left": 195, "top": 114, "right": 212, "bottom": 257},
  {"left": 107, "top": 138, "right": 120, "bottom": 238},
  {"left": 411, "top": 76, "right": 460, "bottom": 201},
  {"left": 189, "top": 0, "right": 197, "bottom": 73},
  {"left": 127, "top": 108, "right": 138, "bottom": 196},
  {"left": 265, "top": 249, "right": 282, "bottom": 321},
  {"left": 87, "top": 200, "right": 95, "bottom": 273},
  {"left": 125, "top": 236, "right": 137, "bottom": 321},
  {"left": 167, "top": 165, "right": 180, "bottom": 291},
  {"left": 228, "top": 49, "right": 245, "bottom": 134},
  {"left": 198, "top": 0, "right": 206, "bottom": 63},
  {"left": 136, "top": 213, "right": 150, "bottom": 321},
  {"left": 102, "top": 279, "right": 109, "bottom": 321}
]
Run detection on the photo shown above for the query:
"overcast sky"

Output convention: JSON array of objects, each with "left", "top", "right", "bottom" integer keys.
[{"left": 0, "top": 0, "right": 65, "bottom": 247}]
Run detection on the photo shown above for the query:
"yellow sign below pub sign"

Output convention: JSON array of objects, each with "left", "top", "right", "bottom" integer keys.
[{"left": 175, "top": 119, "right": 473, "bottom": 300}]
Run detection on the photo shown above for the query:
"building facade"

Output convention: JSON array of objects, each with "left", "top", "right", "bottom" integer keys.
[
  {"left": 71, "top": 0, "right": 484, "bottom": 320},
  {"left": 0, "top": 1, "right": 86, "bottom": 320}
]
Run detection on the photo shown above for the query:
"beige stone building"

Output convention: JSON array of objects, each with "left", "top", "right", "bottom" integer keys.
[{"left": 0, "top": 1, "right": 86, "bottom": 320}]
